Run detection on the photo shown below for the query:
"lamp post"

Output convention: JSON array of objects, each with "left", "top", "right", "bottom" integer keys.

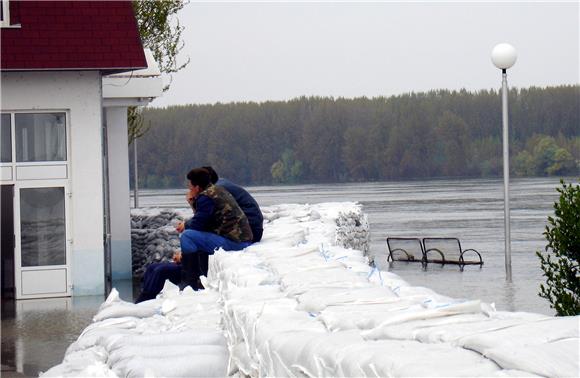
[{"left": 491, "top": 43, "right": 517, "bottom": 282}]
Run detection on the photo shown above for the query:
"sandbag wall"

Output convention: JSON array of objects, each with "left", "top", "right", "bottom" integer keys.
[
  {"left": 131, "top": 209, "right": 183, "bottom": 277},
  {"left": 130, "top": 206, "right": 371, "bottom": 278}
]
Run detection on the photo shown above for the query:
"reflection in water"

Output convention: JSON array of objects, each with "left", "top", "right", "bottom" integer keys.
[
  {"left": 1, "top": 279, "right": 136, "bottom": 377},
  {"left": 502, "top": 281, "right": 517, "bottom": 312}
]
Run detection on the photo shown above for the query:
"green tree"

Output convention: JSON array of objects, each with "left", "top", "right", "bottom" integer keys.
[
  {"left": 514, "top": 150, "right": 535, "bottom": 176},
  {"left": 135, "top": 85, "right": 579, "bottom": 187},
  {"left": 270, "top": 149, "right": 304, "bottom": 184},
  {"left": 546, "top": 148, "right": 576, "bottom": 175},
  {"left": 133, "top": 0, "right": 189, "bottom": 91},
  {"left": 129, "top": 0, "right": 190, "bottom": 143},
  {"left": 434, "top": 111, "right": 469, "bottom": 176},
  {"left": 537, "top": 180, "right": 580, "bottom": 316},
  {"left": 532, "top": 136, "right": 559, "bottom": 175}
]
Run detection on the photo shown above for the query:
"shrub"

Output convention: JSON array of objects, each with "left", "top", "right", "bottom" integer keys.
[{"left": 537, "top": 179, "right": 580, "bottom": 316}]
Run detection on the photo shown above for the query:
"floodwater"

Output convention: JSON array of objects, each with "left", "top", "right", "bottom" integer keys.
[
  {"left": 1, "top": 280, "right": 136, "bottom": 377},
  {"left": 136, "top": 177, "right": 569, "bottom": 315},
  {"left": 1, "top": 177, "right": 569, "bottom": 376}
]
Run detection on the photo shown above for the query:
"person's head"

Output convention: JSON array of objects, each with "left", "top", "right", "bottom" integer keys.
[
  {"left": 186, "top": 168, "right": 211, "bottom": 196},
  {"left": 202, "top": 166, "right": 219, "bottom": 184}
]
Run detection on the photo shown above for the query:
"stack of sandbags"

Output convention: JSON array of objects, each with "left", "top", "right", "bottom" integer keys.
[
  {"left": 335, "top": 209, "right": 370, "bottom": 255},
  {"left": 42, "top": 287, "right": 229, "bottom": 378},
  {"left": 130, "top": 209, "right": 184, "bottom": 277}
]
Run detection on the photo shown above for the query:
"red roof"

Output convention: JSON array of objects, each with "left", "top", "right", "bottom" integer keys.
[{"left": 1, "top": 0, "right": 146, "bottom": 73}]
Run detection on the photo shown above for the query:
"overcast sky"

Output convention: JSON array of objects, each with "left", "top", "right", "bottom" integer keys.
[{"left": 150, "top": 1, "right": 579, "bottom": 107}]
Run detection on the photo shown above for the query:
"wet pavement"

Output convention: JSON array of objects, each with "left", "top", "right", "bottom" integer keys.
[{"left": 1, "top": 279, "right": 138, "bottom": 377}]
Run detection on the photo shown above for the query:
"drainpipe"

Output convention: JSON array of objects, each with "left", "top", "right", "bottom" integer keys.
[
  {"left": 133, "top": 138, "right": 139, "bottom": 208},
  {"left": 102, "top": 106, "right": 113, "bottom": 296}
]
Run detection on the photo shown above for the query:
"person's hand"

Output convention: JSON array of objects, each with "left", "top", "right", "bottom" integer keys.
[
  {"left": 186, "top": 189, "right": 195, "bottom": 206},
  {"left": 175, "top": 221, "right": 185, "bottom": 233},
  {"left": 172, "top": 251, "right": 182, "bottom": 264}
]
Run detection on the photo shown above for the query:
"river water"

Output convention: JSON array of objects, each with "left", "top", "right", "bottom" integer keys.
[
  {"left": 1, "top": 177, "right": 569, "bottom": 376},
  {"left": 135, "top": 177, "right": 571, "bottom": 315}
]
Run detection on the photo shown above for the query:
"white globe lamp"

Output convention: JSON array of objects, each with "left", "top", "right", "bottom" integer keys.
[{"left": 491, "top": 43, "right": 517, "bottom": 70}]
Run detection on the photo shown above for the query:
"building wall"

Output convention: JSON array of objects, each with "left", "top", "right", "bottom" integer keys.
[
  {"left": 105, "top": 107, "right": 132, "bottom": 280},
  {"left": 1, "top": 71, "right": 105, "bottom": 296}
]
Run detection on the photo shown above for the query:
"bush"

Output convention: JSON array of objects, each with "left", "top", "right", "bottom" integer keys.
[{"left": 537, "top": 179, "right": 580, "bottom": 316}]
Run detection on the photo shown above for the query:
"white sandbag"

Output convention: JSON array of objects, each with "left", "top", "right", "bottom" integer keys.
[
  {"left": 484, "top": 337, "right": 579, "bottom": 377},
  {"left": 98, "top": 288, "right": 121, "bottom": 310},
  {"left": 485, "top": 338, "right": 580, "bottom": 377},
  {"left": 229, "top": 342, "right": 258, "bottom": 377},
  {"left": 457, "top": 316, "right": 579, "bottom": 353},
  {"left": 260, "top": 331, "right": 328, "bottom": 377},
  {"left": 362, "top": 313, "right": 488, "bottom": 341},
  {"left": 319, "top": 299, "right": 425, "bottom": 331},
  {"left": 108, "top": 344, "right": 226, "bottom": 367},
  {"left": 363, "top": 300, "right": 486, "bottom": 339},
  {"left": 296, "top": 286, "right": 397, "bottom": 312},
  {"left": 42, "top": 346, "right": 113, "bottom": 377},
  {"left": 411, "top": 312, "right": 548, "bottom": 344},
  {"left": 67, "top": 327, "right": 137, "bottom": 354},
  {"left": 105, "top": 330, "right": 227, "bottom": 353},
  {"left": 41, "top": 361, "right": 117, "bottom": 378},
  {"left": 292, "top": 330, "right": 366, "bottom": 377},
  {"left": 79, "top": 316, "right": 139, "bottom": 339},
  {"left": 335, "top": 339, "right": 501, "bottom": 377},
  {"left": 119, "top": 353, "right": 229, "bottom": 378},
  {"left": 93, "top": 302, "right": 158, "bottom": 322}
]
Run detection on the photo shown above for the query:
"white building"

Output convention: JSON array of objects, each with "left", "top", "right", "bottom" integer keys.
[{"left": 1, "top": 0, "right": 162, "bottom": 299}]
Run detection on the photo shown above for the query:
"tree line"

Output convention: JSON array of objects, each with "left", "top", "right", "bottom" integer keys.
[{"left": 134, "top": 85, "right": 579, "bottom": 188}]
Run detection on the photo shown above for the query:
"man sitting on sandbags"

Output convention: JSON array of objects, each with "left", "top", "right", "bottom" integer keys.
[{"left": 135, "top": 168, "right": 256, "bottom": 303}]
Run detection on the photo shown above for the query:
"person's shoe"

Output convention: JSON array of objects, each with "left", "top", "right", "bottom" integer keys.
[
  {"left": 180, "top": 252, "right": 201, "bottom": 290},
  {"left": 194, "top": 278, "right": 205, "bottom": 291}
]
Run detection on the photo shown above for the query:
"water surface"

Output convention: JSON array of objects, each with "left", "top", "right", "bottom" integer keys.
[{"left": 136, "top": 177, "right": 568, "bottom": 315}]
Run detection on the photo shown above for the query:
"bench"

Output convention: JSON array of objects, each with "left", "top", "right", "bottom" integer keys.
[
  {"left": 386, "top": 237, "right": 425, "bottom": 263},
  {"left": 422, "top": 237, "right": 483, "bottom": 265},
  {"left": 386, "top": 237, "right": 483, "bottom": 266}
]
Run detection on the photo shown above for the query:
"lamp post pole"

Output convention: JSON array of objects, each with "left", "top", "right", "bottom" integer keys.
[
  {"left": 491, "top": 43, "right": 517, "bottom": 282},
  {"left": 501, "top": 68, "right": 512, "bottom": 282}
]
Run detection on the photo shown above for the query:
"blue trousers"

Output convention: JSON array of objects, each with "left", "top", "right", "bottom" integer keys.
[
  {"left": 180, "top": 229, "right": 251, "bottom": 255},
  {"left": 136, "top": 262, "right": 181, "bottom": 303},
  {"left": 136, "top": 231, "right": 251, "bottom": 303}
]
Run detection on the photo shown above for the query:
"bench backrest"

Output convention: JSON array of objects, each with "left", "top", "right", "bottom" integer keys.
[
  {"left": 422, "top": 237, "right": 462, "bottom": 262},
  {"left": 387, "top": 237, "right": 424, "bottom": 262}
]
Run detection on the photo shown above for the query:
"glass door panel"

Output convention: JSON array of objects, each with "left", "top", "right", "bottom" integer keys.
[{"left": 20, "top": 187, "right": 66, "bottom": 267}]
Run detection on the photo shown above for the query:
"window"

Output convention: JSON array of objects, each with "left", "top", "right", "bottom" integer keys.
[
  {"left": 20, "top": 187, "right": 66, "bottom": 266},
  {"left": 0, "top": 0, "right": 9, "bottom": 27},
  {"left": 15, "top": 113, "right": 66, "bottom": 162},
  {"left": 1, "top": 113, "right": 11, "bottom": 162}
]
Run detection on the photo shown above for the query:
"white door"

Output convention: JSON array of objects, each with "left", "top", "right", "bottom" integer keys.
[{"left": 14, "top": 181, "right": 71, "bottom": 299}]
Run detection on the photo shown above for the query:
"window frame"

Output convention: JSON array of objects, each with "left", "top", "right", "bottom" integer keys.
[
  {"left": 0, "top": 110, "right": 70, "bottom": 184},
  {"left": 1, "top": 112, "right": 12, "bottom": 163},
  {"left": 14, "top": 112, "right": 68, "bottom": 163},
  {"left": 0, "top": 0, "right": 10, "bottom": 27}
]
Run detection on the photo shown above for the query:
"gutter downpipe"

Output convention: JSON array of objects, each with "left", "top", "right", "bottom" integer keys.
[
  {"left": 133, "top": 138, "right": 139, "bottom": 208},
  {"left": 101, "top": 99, "right": 113, "bottom": 296}
]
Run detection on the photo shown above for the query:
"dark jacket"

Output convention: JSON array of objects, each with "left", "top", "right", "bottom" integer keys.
[
  {"left": 185, "top": 184, "right": 253, "bottom": 243},
  {"left": 217, "top": 178, "right": 264, "bottom": 242}
]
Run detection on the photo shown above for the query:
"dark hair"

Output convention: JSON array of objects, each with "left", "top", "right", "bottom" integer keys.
[
  {"left": 202, "top": 166, "right": 219, "bottom": 184},
  {"left": 186, "top": 168, "right": 211, "bottom": 190}
]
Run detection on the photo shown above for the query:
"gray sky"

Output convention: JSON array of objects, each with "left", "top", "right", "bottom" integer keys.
[{"left": 150, "top": 1, "right": 579, "bottom": 107}]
